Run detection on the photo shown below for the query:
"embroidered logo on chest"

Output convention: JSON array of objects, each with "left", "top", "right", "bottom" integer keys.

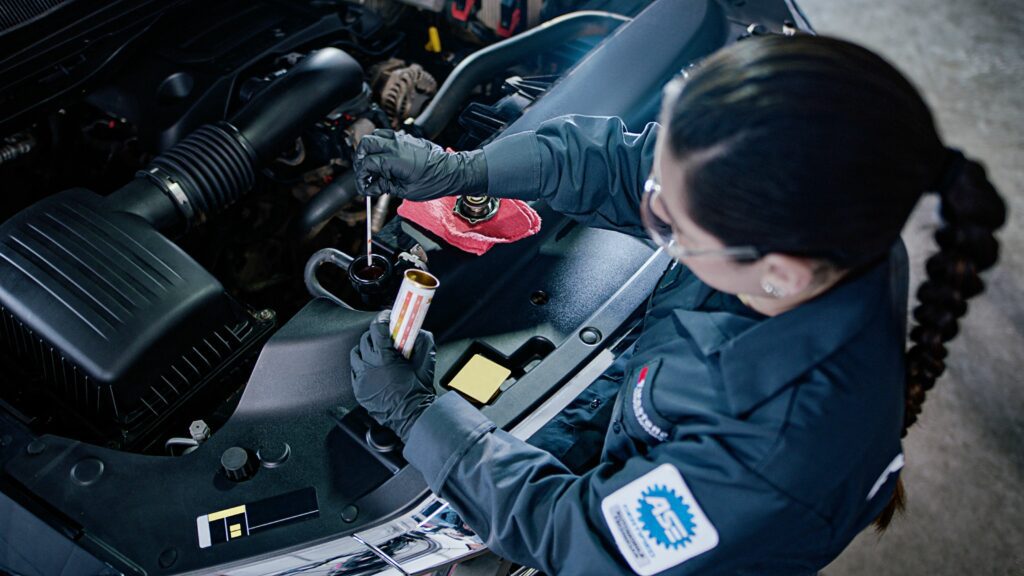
[{"left": 632, "top": 365, "right": 669, "bottom": 442}]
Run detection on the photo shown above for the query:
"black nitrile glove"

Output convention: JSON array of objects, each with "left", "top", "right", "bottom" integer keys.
[
  {"left": 350, "top": 310, "right": 436, "bottom": 443},
  {"left": 354, "top": 129, "right": 488, "bottom": 200}
]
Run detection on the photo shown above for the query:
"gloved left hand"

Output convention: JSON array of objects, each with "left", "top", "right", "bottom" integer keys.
[{"left": 350, "top": 310, "right": 436, "bottom": 443}]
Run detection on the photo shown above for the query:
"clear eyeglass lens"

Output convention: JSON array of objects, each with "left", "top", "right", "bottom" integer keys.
[
  {"left": 641, "top": 178, "right": 673, "bottom": 247},
  {"left": 641, "top": 177, "right": 761, "bottom": 262}
]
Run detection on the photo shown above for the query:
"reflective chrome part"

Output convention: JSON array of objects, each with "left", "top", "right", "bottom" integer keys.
[
  {"left": 350, "top": 498, "right": 487, "bottom": 574},
  {"left": 212, "top": 534, "right": 374, "bottom": 575},
  {"left": 351, "top": 534, "right": 410, "bottom": 574},
  {"left": 143, "top": 165, "right": 196, "bottom": 227},
  {"left": 213, "top": 497, "right": 484, "bottom": 575}
]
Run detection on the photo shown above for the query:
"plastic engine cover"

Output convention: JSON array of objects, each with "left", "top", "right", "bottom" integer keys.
[{"left": 0, "top": 188, "right": 236, "bottom": 424}]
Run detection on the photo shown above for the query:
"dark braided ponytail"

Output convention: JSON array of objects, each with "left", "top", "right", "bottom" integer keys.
[
  {"left": 876, "top": 151, "right": 1007, "bottom": 529},
  {"left": 904, "top": 152, "right": 1006, "bottom": 432},
  {"left": 662, "top": 35, "right": 1008, "bottom": 531}
]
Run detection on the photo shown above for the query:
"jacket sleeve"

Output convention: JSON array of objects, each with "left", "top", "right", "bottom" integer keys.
[
  {"left": 482, "top": 115, "right": 658, "bottom": 238},
  {"left": 403, "top": 393, "right": 832, "bottom": 576}
]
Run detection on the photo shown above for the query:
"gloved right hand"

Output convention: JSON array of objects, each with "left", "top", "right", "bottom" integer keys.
[{"left": 354, "top": 129, "right": 488, "bottom": 200}]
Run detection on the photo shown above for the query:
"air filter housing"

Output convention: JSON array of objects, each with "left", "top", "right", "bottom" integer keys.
[{"left": 0, "top": 188, "right": 252, "bottom": 432}]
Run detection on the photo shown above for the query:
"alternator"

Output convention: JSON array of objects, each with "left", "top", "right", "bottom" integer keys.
[{"left": 370, "top": 59, "right": 438, "bottom": 128}]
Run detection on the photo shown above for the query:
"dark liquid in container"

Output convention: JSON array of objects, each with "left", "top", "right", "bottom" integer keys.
[{"left": 354, "top": 264, "right": 386, "bottom": 282}]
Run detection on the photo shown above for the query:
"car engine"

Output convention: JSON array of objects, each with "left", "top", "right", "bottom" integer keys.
[
  {"left": 0, "top": 0, "right": 621, "bottom": 453},
  {"left": 0, "top": 0, "right": 808, "bottom": 573}
]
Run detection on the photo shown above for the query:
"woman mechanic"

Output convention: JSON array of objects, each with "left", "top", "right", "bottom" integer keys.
[{"left": 348, "top": 35, "right": 1005, "bottom": 575}]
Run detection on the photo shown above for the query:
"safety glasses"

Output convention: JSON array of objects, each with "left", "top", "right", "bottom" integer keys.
[{"left": 640, "top": 176, "right": 762, "bottom": 262}]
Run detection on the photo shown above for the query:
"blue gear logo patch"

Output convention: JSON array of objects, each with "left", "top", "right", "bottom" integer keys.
[{"left": 636, "top": 485, "right": 697, "bottom": 549}]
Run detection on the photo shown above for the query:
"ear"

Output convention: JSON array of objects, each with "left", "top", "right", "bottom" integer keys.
[{"left": 760, "top": 254, "right": 817, "bottom": 297}]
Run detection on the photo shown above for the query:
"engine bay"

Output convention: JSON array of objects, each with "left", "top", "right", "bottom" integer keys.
[
  {"left": 0, "top": 0, "right": 807, "bottom": 573},
  {"left": 0, "top": 0, "right": 625, "bottom": 454}
]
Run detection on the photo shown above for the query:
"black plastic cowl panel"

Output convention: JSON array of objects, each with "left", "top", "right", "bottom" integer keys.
[
  {"left": 504, "top": 0, "right": 728, "bottom": 135},
  {"left": 0, "top": 188, "right": 234, "bottom": 421},
  {"left": 1, "top": 300, "right": 418, "bottom": 576}
]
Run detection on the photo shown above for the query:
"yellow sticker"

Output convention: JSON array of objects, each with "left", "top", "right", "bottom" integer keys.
[
  {"left": 449, "top": 355, "right": 511, "bottom": 404},
  {"left": 207, "top": 505, "right": 246, "bottom": 522}
]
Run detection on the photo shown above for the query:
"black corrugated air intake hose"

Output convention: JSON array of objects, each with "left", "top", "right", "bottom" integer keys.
[
  {"left": 105, "top": 47, "right": 364, "bottom": 232},
  {"left": 138, "top": 122, "right": 256, "bottom": 228}
]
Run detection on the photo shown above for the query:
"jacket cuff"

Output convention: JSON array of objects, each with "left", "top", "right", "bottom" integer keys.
[
  {"left": 403, "top": 392, "right": 496, "bottom": 491},
  {"left": 482, "top": 131, "right": 542, "bottom": 200}
]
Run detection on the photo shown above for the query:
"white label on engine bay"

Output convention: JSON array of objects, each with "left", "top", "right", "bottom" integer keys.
[{"left": 196, "top": 487, "right": 318, "bottom": 548}]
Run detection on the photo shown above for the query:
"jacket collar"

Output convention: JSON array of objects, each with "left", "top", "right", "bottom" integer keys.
[{"left": 716, "top": 256, "right": 892, "bottom": 417}]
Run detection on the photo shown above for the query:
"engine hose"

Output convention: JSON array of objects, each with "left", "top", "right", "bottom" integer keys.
[
  {"left": 230, "top": 48, "right": 364, "bottom": 163},
  {"left": 292, "top": 171, "right": 360, "bottom": 241},
  {"left": 107, "top": 47, "right": 364, "bottom": 232},
  {"left": 139, "top": 123, "right": 255, "bottom": 227},
  {"left": 304, "top": 248, "right": 356, "bottom": 310},
  {"left": 413, "top": 11, "right": 630, "bottom": 139}
]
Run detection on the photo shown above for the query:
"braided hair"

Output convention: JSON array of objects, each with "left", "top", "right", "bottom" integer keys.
[
  {"left": 663, "top": 35, "right": 1007, "bottom": 529},
  {"left": 905, "top": 151, "right": 1005, "bottom": 431},
  {"left": 874, "top": 151, "right": 1007, "bottom": 528}
]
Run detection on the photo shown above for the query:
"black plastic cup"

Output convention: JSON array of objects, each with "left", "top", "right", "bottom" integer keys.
[{"left": 348, "top": 254, "right": 393, "bottom": 307}]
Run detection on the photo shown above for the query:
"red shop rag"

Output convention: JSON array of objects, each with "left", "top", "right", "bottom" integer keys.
[{"left": 397, "top": 196, "right": 542, "bottom": 256}]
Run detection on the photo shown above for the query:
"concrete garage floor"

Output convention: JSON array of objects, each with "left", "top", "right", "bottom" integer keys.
[{"left": 792, "top": 0, "right": 1024, "bottom": 575}]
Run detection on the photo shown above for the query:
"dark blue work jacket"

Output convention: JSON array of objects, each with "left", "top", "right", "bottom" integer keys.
[{"left": 403, "top": 116, "right": 909, "bottom": 575}]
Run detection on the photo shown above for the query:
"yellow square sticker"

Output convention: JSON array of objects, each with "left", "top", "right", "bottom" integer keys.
[{"left": 449, "top": 355, "right": 511, "bottom": 404}]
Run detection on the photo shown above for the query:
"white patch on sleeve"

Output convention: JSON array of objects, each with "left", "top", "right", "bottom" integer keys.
[
  {"left": 601, "top": 464, "right": 718, "bottom": 575},
  {"left": 867, "top": 453, "right": 905, "bottom": 501}
]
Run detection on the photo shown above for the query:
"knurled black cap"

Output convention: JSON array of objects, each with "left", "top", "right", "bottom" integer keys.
[{"left": 221, "top": 447, "right": 257, "bottom": 482}]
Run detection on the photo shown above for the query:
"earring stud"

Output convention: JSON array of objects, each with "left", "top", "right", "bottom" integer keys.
[{"left": 761, "top": 279, "right": 785, "bottom": 298}]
